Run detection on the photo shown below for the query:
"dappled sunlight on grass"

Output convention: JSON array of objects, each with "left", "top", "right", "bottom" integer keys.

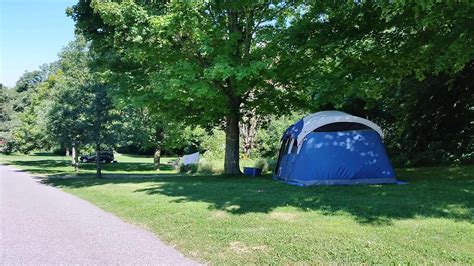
[
  {"left": 2, "top": 154, "right": 473, "bottom": 264},
  {"left": 0, "top": 153, "right": 178, "bottom": 177}
]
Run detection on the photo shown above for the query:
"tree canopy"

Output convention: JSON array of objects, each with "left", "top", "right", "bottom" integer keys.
[
  {"left": 69, "top": 0, "right": 305, "bottom": 174},
  {"left": 1, "top": 1, "right": 472, "bottom": 171},
  {"left": 277, "top": 1, "right": 474, "bottom": 107}
]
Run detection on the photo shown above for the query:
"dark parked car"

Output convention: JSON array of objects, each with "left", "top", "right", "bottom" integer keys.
[{"left": 80, "top": 151, "right": 115, "bottom": 163}]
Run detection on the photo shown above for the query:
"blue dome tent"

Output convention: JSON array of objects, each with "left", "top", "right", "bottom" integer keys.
[{"left": 274, "top": 111, "right": 397, "bottom": 186}]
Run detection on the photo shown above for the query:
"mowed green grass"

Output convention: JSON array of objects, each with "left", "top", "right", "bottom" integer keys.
[
  {"left": 1, "top": 154, "right": 473, "bottom": 264},
  {"left": 0, "top": 153, "right": 177, "bottom": 177}
]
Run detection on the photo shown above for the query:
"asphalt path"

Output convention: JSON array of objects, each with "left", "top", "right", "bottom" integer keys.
[{"left": 0, "top": 164, "right": 198, "bottom": 265}]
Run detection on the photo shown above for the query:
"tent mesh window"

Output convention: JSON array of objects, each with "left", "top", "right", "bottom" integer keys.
[
  {"left": 290, "top": 139, "right": 298, "bottom": 153},
  {"left": 282, "top": 139, "right": 291, "bottom": 154},
  {"left": 314, "top": 122, "right": 371, "bottom": 132},
  {"left": 275, "top": 139, "right": 289, "bottom": 175}
]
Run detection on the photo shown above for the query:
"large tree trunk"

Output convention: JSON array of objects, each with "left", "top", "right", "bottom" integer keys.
[
  {"left": 95, "top": 143, "right": 102, "bottom": 178},
  {"left": 224, "top": 109, "right": 241, "bottom": 175},
  {"left": 154, "top": 147, "right": 161, "bottom": 171},
  {"left": 71, "top": 143, "right": 79, "bottom": 172}
]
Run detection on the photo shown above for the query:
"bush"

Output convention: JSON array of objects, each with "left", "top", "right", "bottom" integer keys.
[
  {"left": 0, "top": 138, "right": 14, "bottom": 154},
  {"left": 267, "top": 159, "right": 277, "bottom": 173},
  {"left": 252, "top": 112, "right": 304, "bottom": 158},
  {"left": 178, "top": 157, "right": 276, "bottom": 175},
  {"left": 254, "top": 158, "right": 277, "bottom": 173},
  {"left": 178, "top": 163, "right": 199, "bottom": 174},
  {"left": 198, "top": 162, "right": 214, "bottom": 174},
  {"left": 200, "top": 129, "right": 226, "bottom": 159},
  {"left": 254, "top": 158, "right": 268, "bottom": 172},
  {"left": 178, "top": 161, "right": 221, "bottom": 175}
]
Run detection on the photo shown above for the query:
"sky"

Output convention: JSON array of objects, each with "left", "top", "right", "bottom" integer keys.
[{"left": 0, "top": 0, "right": 76, "bottom": 87}]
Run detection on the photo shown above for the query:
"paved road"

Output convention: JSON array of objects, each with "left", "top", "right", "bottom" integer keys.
[{"left": 0, "top": 165, "right": 198, "bottom": 265}]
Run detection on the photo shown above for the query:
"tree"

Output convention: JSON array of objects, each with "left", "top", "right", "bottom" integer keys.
[
  {"left": 11, "top": 67, "right": 53, "bottom": 113},
  {"left": 8, "top": 70, "right": 52, "bottom": 153},
  {"left": 14, "top": 70, "right": 44, "bottom": 93},
  {"left": 88, "top": 83, "right": 117, "bottom": 178},
  {"left": 0, "top": 84, "right": 16, "bottom": 153},
  {"left": 381, "top": 63, "right": 474, "bottom": 166},
  {"left": 43, "top": 36, "right": 93, "bottom": 168},
  {"left": 69, "top": 0, "right": 301, "bottom": 174},
  {"left": 279, "top": 2, "right": 473, "bottom": 103},
  {"left": 117, "top": 106, "right": 172, "bottom": 170},
  {"left": 45, "top": 73, "right": 92, "bottom": 168},
  {"left": 276, "top": 1, "right": 474, "bottom": 166}
]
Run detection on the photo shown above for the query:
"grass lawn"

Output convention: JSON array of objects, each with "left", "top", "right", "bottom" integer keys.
[
  {"left": 1, "top": 154, "right": 473, "bottom": 264},
  {"left": 0, "top": 153, "right": 177, "bottom": 177}
]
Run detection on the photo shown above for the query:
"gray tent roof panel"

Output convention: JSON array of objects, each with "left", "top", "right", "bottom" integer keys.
[{"left": 293, "top": 111, "right": 383, "bottom": 149}]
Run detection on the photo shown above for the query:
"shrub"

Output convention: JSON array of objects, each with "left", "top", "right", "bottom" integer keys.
[
  {"left": 254, "top": 158, "right": 268, "bottom": 172},
  {"left": 254, "top": 158, "right": 277, "bottom": 173},
  {"left": 200, "top": 129, "right": 225, "bottom": 159},
  {"left": 267, "top": 158, "right": 277, "bottom": 173},
  {"left": 178, "top": 163, "right": 199, "bottom": 174},
  {"left": 189, "top": 163, "right": 198, "bottom": 173},
  {"left": 198, "top": 162, "right": 214, "bottom": 174}
]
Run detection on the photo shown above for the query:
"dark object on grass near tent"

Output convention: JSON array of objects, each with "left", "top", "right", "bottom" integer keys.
[
  {"left": 243, "top": 167, "right": 262, "bottom": 177},
  {"left": 274, "top": 111, "right": 398, "bottom": 186}
]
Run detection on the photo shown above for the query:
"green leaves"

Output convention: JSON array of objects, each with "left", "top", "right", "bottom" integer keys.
[
  {"left": 63, "top": 0, "right": 473, "bottom": 167},
  {"left": 278, "top": 1, "right": 474, "bottom": 109},
  {"left": 71, "top": 0, "right": 300, "bottom": 124},
  {"left": 204, "top": 60, "right": 234, "bottom": 81}
]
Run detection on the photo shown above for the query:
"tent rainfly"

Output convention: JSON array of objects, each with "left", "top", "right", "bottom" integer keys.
[{"left": 274, "top": 111, "right": 397, "bottom": 186}]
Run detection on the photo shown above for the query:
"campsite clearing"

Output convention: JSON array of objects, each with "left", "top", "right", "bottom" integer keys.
[{"left": 0, "top": 154, "right": 473, "bottom": 264}]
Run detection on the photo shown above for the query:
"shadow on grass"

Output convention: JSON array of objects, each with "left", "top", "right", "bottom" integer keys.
[
  {"left": 32, "top": 152, "right": 62, "bottom": 156},
  {"left": 115, "top": 153, "right": 153, "bottom": 158},
  {"left": 2, "top": 159, "right": 174, "bottom": 173},
  {"left": 41, "top": 164, "right": 474, "bottom": 225},
  {"left": 4, "top": 159, "right": 70, "bottom": 168}
]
